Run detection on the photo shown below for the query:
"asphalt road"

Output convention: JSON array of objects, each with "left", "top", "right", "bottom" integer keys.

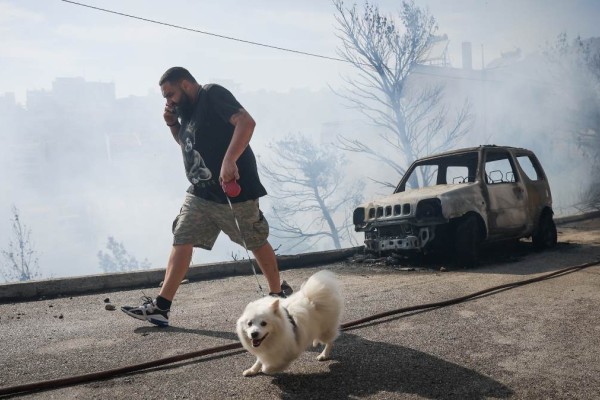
[{"left": 1, "top": 217, "right": 599, "bottom": 399}]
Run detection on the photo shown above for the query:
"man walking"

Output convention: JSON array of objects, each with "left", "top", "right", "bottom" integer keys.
[{"left": 122, "top": 67, "right": 288, "bottom": 326}]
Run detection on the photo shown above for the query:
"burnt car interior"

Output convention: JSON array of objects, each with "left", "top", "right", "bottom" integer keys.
[
  {"left": 396, "top": 152, "right": 479, "bottom": 192},
  {"left": 484, "top": 151, "right": 519, "bottom": 184}
]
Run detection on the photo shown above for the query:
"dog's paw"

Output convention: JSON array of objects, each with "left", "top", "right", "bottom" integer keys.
[
  {"left": 243, "top": 368, "right": 260, "bottom": 377},
  {"left": 243, "top": 359, "right": 263, "bottom": 377},
  {"left": 317, "top": 344, "right": 332, "bottom": 361}
]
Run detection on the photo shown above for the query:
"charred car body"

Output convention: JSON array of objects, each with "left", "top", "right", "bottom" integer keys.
[{"left": 353, "top": 145, "right": 557, "bottom": 266}]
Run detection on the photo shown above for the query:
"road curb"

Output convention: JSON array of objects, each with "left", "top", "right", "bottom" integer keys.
[
  {"left": 554, "top": 210, "right": 600, "bottom": 225},
  {"left": 0, "top": 247, "right": 363, "bottom": 303}
]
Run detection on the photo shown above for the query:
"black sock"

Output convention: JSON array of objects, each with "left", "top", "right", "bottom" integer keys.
[{"left": 155, "top": 295, "right": 172, "bottom": 310}]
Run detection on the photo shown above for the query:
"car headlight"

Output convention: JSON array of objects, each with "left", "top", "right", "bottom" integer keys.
[
  {"left": 416, "top": 198, "right": 442, "bottom": 219},
  {"left": 353, "top": 207, "right": 365, "bottom": 225}
]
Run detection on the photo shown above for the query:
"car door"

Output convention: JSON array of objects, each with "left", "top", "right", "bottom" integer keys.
[
  {"left": 483, "top": 149, "right": 529, "bottom": 238},
  {"left": 513, "top": 151, "right": 552, "bottom": 234}
]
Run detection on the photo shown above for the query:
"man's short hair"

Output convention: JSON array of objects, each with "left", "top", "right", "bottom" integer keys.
[{"left": 159, "top": 67, "right": 197, "bottom": 86}]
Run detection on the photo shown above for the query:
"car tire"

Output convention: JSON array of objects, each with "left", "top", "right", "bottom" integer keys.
[
  {"left": 532, "top": 211, "right": 557, "bottom": 250},
  {"left": 454, "top": 215, "right": 481, "bottom": 268}
]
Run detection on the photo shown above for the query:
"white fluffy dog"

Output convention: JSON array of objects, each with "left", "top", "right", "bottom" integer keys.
[{"left": 236, "top": 270, "right": 343, "bottom": 376}]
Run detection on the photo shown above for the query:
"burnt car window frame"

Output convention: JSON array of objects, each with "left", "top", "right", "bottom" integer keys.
[
  {"left": 484, "top": 149, "right": 520, "bottom": 184},
  {"left": 515, "top": 153, "right": 544, "bottom": 182},
  {"left": 396, "top": 151, "right": 480, "bottom": 193}
]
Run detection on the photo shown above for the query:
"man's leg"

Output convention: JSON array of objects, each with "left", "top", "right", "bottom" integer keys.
[
  {"left": 159, "top": 244, "right": 194, "bottom": 301},
  {"left": 121, "top": 243, "right": 193, "bottom": 326},
  {"left": 251, "top": 241, "right": 282, "bottom": 294}
]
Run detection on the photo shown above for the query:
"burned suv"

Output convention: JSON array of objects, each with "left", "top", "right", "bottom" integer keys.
[{"left": 353, "top": 145, "right": 557, "bottom": 266}]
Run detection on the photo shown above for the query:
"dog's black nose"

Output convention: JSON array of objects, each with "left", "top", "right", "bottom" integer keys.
[{"left": 251, "top": 332, "right": 259, "bottom": 339}]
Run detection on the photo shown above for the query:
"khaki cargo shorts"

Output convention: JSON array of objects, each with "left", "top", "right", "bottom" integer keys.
[{"left": 172, "top": 194, "right": 269, "bottom": 251}]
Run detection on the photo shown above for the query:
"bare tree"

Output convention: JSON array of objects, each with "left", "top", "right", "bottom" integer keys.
[
  {"left": 1, "top": 206, "right": 41, "bottom": 282},
  {"left": 260, "top": 134, "right": 363, "bottom": 251},
  {"left": 333, "top": 0, "right": 472, "bottom": 188},
  {"left": 97, "top": 236, "right": 151, "bottom": 273}
]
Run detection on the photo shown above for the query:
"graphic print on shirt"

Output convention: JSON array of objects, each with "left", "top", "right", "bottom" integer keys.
[{"left": 181, "top": 121, "right": 212, "bottom": 184}]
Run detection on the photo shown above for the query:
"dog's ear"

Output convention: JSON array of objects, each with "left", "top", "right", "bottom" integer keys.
[{"left": 270, "top": 299, "right": 280, "bottom": 313}]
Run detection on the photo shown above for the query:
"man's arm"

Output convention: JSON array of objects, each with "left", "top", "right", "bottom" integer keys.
[
  {"left": 220, "top": 108, "right": 256, "bottom": 183},
  {"left": 164, "top": 105, "right": 181, "bottom": 145}
]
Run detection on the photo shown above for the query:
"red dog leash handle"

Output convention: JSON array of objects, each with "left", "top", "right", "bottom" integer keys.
[{"left": 221, "top": 180, "right": 241, "bottom": 197}]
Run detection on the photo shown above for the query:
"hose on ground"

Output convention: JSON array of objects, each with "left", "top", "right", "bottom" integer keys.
[{"left": 1, "top": 259, "right": 598, "bottom": 397}]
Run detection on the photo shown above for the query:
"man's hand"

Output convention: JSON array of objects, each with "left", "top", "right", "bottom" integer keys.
[
  {"left": 164, "top": 104, "right": 179, "bottom": 127},
  {"left": 220, "top": 158, "right": 240, "bottom": 184}
]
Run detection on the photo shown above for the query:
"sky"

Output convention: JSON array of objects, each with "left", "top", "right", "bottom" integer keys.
[
  {"left": 2, "top": 0, "right": 600, "bottom": 102},
  {"left": 1, "top": 0, "right": 599, "bottom": 280}
]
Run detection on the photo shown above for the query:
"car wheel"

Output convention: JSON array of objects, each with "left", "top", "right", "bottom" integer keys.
[
  {"left": 454, "top": 215, "right": 482, "bottom": 268},
  {"left": 532, "top": 211, "right": 557, "bottom": 250}
]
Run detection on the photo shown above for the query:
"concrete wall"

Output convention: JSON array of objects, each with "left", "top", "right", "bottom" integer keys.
[{"left": 0, "top": 247, "right": 362, "bottom": 303}]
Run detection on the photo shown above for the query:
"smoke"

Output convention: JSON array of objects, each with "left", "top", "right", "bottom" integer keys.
[
  {"left": 452, "top": 42, "right": 597, "bottom": 215},
  {"left": 338, "top": 40, "right": 598, "bottom": 216},
  {"left": 1, "top": 42, "right": 597, "bottom": 281},
  {"left": 0, "top": 82, "right": 363, "bottom": 280},
  {"left": 0, "top": 82, "right": 202, "bottom": 280}
]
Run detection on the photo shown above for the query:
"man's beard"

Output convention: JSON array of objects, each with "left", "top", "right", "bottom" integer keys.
[{"left": 175, "top": 90, "right": 195, "bottom": 120}]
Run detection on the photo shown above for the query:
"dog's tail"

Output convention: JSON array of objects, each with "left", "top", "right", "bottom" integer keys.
[{"left": 301, "top": 270, "right": 342, "bottom": 306}]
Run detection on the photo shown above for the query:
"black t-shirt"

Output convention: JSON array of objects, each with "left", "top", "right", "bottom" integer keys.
[{"left": 177, "top": 84, "right": 267, "bottom": 203}]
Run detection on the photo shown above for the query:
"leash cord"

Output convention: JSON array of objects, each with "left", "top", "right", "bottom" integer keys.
[{"left": 225, "top": 195, "right": 265, "bottom": 296}]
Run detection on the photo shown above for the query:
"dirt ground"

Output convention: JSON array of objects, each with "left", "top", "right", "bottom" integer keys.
[{"left": 0, "top": 217, "right": 599, "bottom": 399}]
